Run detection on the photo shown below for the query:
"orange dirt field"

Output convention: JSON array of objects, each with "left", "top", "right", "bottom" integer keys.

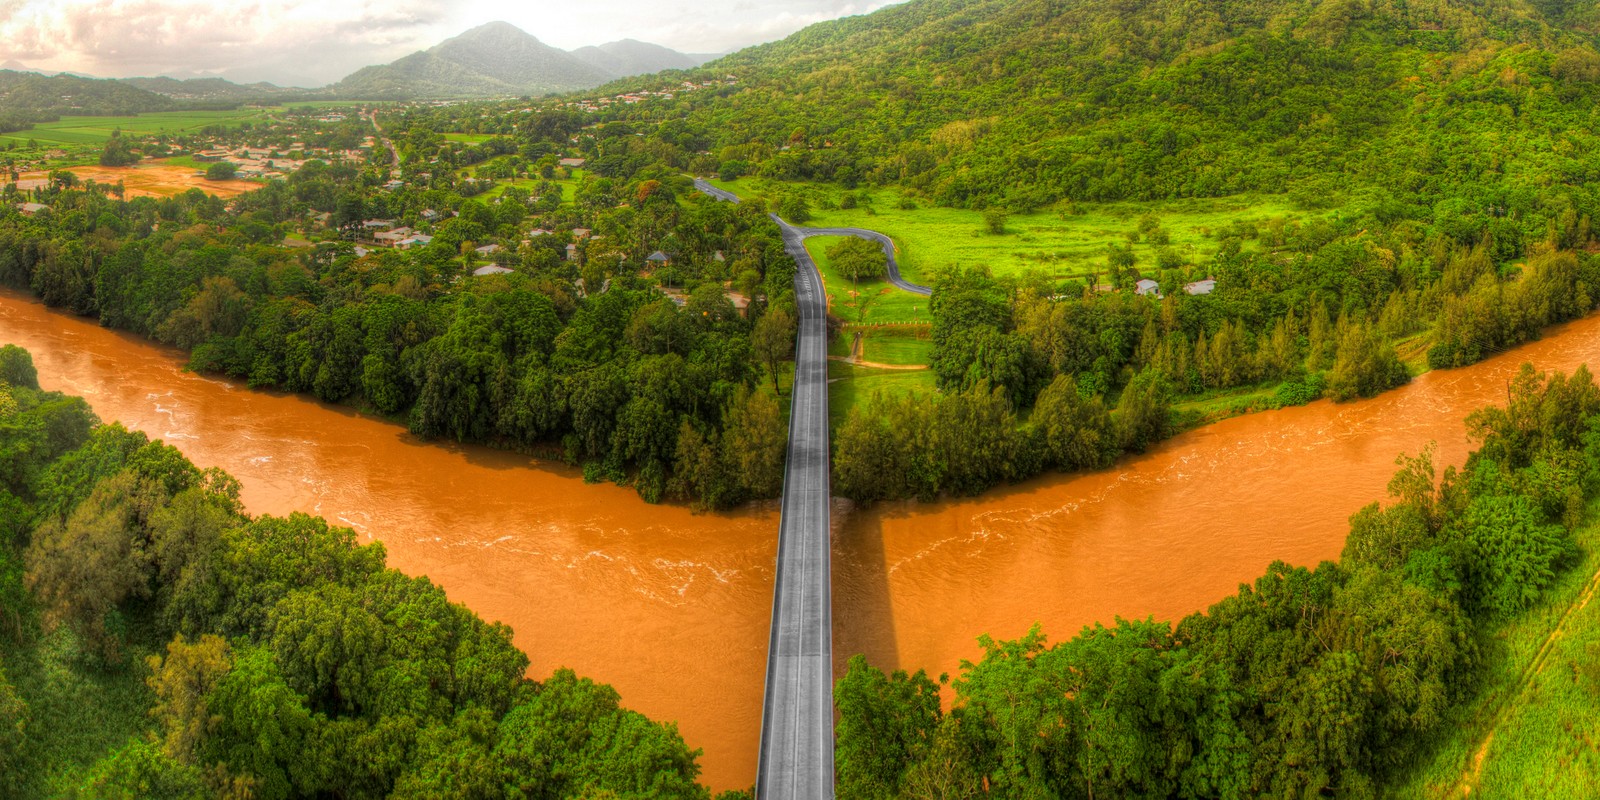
[{"left": 22, "top": 159, "right": 261, "bottom": 199}]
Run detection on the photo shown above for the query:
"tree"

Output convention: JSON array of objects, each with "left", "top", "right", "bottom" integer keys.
[
  {"left": 0, "top": 345, "right": 38, "bottom": 390},
  {"left": 983, "top": 207, "right": 1008, "bottom": 235},
  {"left": 827, "top": 237, "right": 888, "bottom": 285},
  {"left": 835, "top": 655, "right": 943, "bottom": 800},
  {"left": 722, "top": 387, "right": 786, "bottom": 498},
  {"left": 752, "top": 307, "right": 796, "bottom": 395},
  {"left": 205, "top": 162, "right": 238, "bottom": 181},
  {"left": 1116, "top": 369, "right": 1172, "bottom": 452},
  {"left": 99, "top": 133, "right": 140, "bottom": 167}
]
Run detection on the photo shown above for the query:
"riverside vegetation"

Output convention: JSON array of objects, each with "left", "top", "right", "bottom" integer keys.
[
  {"left": 0, "top": 345, "right": 719, "bottom": 798},
  {"left": 834, "top": 363, "right": 1600, "bottom": 799}
]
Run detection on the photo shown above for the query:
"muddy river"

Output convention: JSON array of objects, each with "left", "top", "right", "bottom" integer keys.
[{"left": 5, "top": 289, "right": 1598, "bottom": 788}]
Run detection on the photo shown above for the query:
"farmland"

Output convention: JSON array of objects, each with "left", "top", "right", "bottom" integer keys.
[{"left": 17, "top": 159, "right": 262, "bottom": 198}]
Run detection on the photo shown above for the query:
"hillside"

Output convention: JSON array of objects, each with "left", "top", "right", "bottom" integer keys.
[
  {"left": 572, "top": 39, "right": 706, "bottom": 77},
  {"left": 620, "top": 0, "right": 1600, "bottom": 211},
  {"left": 0, "top": 70, "right": 174, "bottom": 131},
  {"left": 334, "top": 21, "right": 616, "bottom": 98},
  {"left": 120, "top": 75, "right": 311, "bottom": 102}
]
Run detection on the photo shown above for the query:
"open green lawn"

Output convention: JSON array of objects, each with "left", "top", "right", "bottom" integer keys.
[
  {"left": 457, "top": 160, "right": 586, "bottom": 203},
  {"left": 826, "top": 360, "right": 938, "bottom": 429},
  {"left": 0, "top": 109, "right": 272, "bottom": 149},
  {"left": 710, "top": 176, "right": 1335, "bottom": 285},
  {"left": 443, "top": 132, "right": 500, "bottom": 144},
  {"left": 1384, "top": 504, "right": 1600, "bottom": 798},
  {"left": 805, "top": 236, "right": 932, "bottom": 324}
]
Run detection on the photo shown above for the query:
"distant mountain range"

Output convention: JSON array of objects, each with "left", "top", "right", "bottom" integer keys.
[
  {"left": 0, "top": 21, "right": 715, "bottom": 117},
  {"left": 329, "top": 22, "right": 714, "bottom": 99}
]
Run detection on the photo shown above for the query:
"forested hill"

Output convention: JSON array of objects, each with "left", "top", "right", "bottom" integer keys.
[
  {"left": 632, "top": 0, "right": 1600, "bottom": 209},
  {"left": 0, "top": 71, "right": 176, "bottom": 132}
]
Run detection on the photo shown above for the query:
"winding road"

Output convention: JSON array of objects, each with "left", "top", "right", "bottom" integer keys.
[{"left": 696, "top": 177, "right": 924, "bottom": 799}]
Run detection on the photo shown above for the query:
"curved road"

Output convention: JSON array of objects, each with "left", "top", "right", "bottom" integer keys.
[{"left": 696, "top": 178, "right": 923, "bottom": 799}]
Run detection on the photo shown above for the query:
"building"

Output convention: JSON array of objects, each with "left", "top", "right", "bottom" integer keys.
[
  {"left": 396, "top": 235, "right": 434, "bottom": 250},
  {"left": 473, "top": 265, "right": 513, "bottom": 276},
  {"left": 17, "top": 202, "right": 50, "bottom": 216},
  {"left": 362, "top": 219, "right": 396, "bottom": 230},
  {"left": 1184, "top": 279, "right": 1217, "bottom": 296},
  {"left": 1135, "top": 279, "right": 1162, "bottom": 297},
  {"left": 646, "top": 251, "right": 670, "bottom": 265},
  {"left": 475, "top": 244, "right": 504, "bottom": 256},
  {"left": 559, "top": 157, "right": 586, "bottom": 168}
]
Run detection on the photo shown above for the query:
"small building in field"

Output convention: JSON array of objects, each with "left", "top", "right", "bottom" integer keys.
[
  {"left": 1135, "top": 278, "right": 1162, "bottom": 297},
  {"left": 396, "top": 235, "right": 433, "bottom": 250},
  {"left": 571, "top": 227, "right": 592, "bottom": 239},
  {"left": 362, "top": 219, "right": 396, "bottom": 230},
  {"left": 559, "top": 157, "right": 586, "bottom": 168},
  {"left": 565, "top": 243, "right": 579, "bottom": 261}
]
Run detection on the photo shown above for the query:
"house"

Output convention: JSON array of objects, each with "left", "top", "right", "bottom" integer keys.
[
  {"left": 1184, "top": 279, "right": 1217, "bottom": 296},
  {"left": 396, "top": 235, "right": 433, "bottom": 250},
  {"left": 571, "top": 227, "right": 592, "bottom": 239},
  {"left": 473, "top": 265, "right": 513, "bottom": 276},
  {"left": 375, "top": 227, "right": 414, "bottom": 243},
  {"left": 17, "top": 202, "right": 50, "bottom": 216},
  {"left": 421, "top": 209, "right": 440, "bottom": 221},
  {"left": 475, "top": 243, "right": 504, "bottom": 256},
  {"left": 646, "top": 251, "right": 670, "bottom": 265},
  {"left": 559, "top": 157, "right": 586, "bottom": 168},
  {"left": 1134, "top": 279, "right": 1162, "bottom": 297},
  {"left": 383, "top": 179, "right": 404, "bottom": 190},
  {"left": 527, "top": 228, "right": 552, "bottom": 237},
  {"left": 565, "top": 243, "right": 579, "bottom": 261},
  {"left": 362, "top": 219, "right": 396, "bottom": 230}
]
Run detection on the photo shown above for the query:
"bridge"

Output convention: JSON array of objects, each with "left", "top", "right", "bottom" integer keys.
[{"left": 695, "top": 178, "right": 922, "bottom": 800}]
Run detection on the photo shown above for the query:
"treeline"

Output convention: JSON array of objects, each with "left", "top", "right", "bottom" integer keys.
[
  {"left": 0, "top": 346, "right": 717, "bottom": 798},
  {"left": 833, "top": 209, "right": 1600, "bottom": 503},
  {"left": 0, "top": 169, "right": 797, "bottom": 508},
  {"left": 835, "top": 363, "right": 1599, "bottom": 798}
]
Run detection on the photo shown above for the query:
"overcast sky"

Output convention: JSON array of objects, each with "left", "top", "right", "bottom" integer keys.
[{"left": 0, "top": 0, "right": 901, "bottom": 86}]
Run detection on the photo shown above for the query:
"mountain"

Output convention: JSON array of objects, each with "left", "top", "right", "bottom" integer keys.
[
  {"left": 634, "top": 0, "right": 1600, "bottom": 210},
  {"left": 332, "top": 21, "right": 614, "bottom": 99},
  {"left": 570, "top": 39, "right": 706, "bottom": 78},
  {"left": 120, "top": 76, "right": 310, "bottom": 102},
  {"left": 0, "top": 70, "right": 173, "bottom": 130}
]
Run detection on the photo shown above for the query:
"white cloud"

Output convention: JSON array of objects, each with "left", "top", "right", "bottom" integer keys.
[{"left": 0, "top": 0, "right": 904, "bottom": 85}]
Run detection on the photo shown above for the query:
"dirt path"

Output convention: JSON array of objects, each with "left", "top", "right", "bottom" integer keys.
[{"left": 1458, "top": 562, "right": 1600, "bottom": 795}]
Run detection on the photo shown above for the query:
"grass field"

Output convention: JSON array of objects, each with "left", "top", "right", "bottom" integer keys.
[
  {"left": 0, "top": 109, "right": 272, "bottom": 149},
  {"left": 826, "top": 360, "right": 938, "bottom": 429},
  {"left": 1383, "top": 504, "right": 1600, "bottom": 798},
  {"left": 711, "top": 176, "right": 1331, "bottom": 285},
  {"left": 829, "top": 325, "right": 934, "bottom": 367},
  {"left": 805, "top": 236, "right": 931, "bottom": 324},
  {"left": 443, "top": 132, "right": 500, "bottom": 144},
  {"left": 457, "top": 159, "right": 586, "bottom": 203}
]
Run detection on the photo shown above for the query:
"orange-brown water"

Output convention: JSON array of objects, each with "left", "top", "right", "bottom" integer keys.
[{"left": 6, "top": 288, "right": 1600, "bottom": 789}]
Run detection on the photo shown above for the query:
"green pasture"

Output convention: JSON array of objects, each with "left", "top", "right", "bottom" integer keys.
[
  {"left": 711, "top": 176, "right": 1332, "bottom": 285},
  {"left": 826, "top": 360, "right": 937, "bottom": 429},
  {"left": 443, "top": 132, "right": 499, "bottom": 144},
  {"left": 828, "top": 324, "right": 934, "bottom": 367},
  {"left": 0, "top": 109, "right": 271, "bottom": 149},
  {"left": 804, "top": 236, "right": 931, "bottom": 325}
]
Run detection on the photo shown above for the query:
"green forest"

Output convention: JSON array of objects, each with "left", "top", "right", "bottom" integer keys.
[{"left": 0, "top": 345, "right": 715, "bottom": 797}]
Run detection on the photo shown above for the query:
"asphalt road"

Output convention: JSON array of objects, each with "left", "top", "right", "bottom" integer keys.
[
  {"left": 790, "top": 226, "right": 932, "bottom": 296},
  {"left": 752, "top": 215, "right": 836, "bottom": 800}
]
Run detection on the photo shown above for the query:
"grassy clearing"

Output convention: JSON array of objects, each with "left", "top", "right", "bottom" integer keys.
[
  {"left": 1384, "top": 506, "right": 1600, "bottom": 798},
  {"left": 805, "top": 236, "right": 932, "bottom": 325},
  {"left": 443, "top": 132, "right": 499, "bottom": 144},
  {"left": 826, "top": 360, "right": 937, "bottom": 429},
  {"left": 710, "top": 176, "right": 1332, "bottom": 285},
  {"left": 458, "top": 162, "right": 586, "bottom": 203},
  {"left": 6, "top": 627, "right": 157, "bottom": 795}
]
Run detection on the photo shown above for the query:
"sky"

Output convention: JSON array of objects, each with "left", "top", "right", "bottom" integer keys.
[{"left": 0, "top": 0, "right": 902, "bottom": 87}]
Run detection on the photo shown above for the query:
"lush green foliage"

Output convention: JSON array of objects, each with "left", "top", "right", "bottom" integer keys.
[
  {"left": 836, "top": 363, "right": 1600, "bottom": 798},
  {"left": 0, "top": 362, "right": 714, "bottom": 798},
  {"left": 1, "top": 161, "right": 793, "bottom": 509}
]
